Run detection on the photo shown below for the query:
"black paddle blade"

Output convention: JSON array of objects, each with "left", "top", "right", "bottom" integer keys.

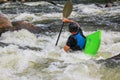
[{"left": 63, "top": 1, "right": 73, "bottom": 18}]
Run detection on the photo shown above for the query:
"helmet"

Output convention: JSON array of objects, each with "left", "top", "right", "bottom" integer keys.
[{"left": 69, "top": 22, "right": 79, "bottom": 32}]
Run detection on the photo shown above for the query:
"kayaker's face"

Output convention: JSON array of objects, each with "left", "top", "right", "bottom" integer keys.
[{"left": 71, "top": 31, "right": 77, "bottom": 34}]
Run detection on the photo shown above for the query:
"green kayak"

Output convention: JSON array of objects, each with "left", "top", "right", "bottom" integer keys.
[{"left": 84, "top": 30, "right": 101, "bottom": 56}]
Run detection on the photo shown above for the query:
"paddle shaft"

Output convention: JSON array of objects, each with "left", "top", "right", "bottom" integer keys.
[
  {"left": 55, "top": 1, "right": 72, "bottom": 46},
  {"left": 55, "top": 22, "right": 64, "bottom": 46}
]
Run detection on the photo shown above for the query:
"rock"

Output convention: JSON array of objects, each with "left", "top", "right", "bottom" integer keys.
[
  {"left": 0, "top": 13, "right": 13, "bottom": 35},
  {"left": 105, "top": 3, "right": 113, "bottom": 7},
  {"left": 0, "top": 13, "right": 13, "bottom": 28},
  {"left": 95, "top": 3, "right": 103, "bottom": 8},
  {"left": 0, "top": 13, "right": 48, "bottom": 36},
  {"left": 0, "top": 0, "right": 7, "bottom": 4},
  {"left": 10, "top": 20, "right": 43, "bottom": 34}
]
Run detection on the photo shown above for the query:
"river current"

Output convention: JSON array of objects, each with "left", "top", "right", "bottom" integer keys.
[{"left": 0, "top": 1, "right": 120, "bottom": 80}]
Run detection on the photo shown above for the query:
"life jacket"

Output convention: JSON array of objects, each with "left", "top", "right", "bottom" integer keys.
[{"left": 74, "top": 33, "right": 86, "bottom": 49}]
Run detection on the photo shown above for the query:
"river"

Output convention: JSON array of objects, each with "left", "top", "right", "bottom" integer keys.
[{"left": 0, "top": 1, "right": 120, "bottom": 80}]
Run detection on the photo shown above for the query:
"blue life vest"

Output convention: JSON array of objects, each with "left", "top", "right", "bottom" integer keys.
[{"left": 74, "top": 33, "right": 86, "bottom": 49}]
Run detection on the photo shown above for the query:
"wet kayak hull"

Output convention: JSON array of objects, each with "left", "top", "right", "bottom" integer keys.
[{"left": 84, "top": 30, "right": 101, "bottom": 56}]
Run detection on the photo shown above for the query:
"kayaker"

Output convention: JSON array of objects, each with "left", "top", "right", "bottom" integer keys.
[{"left": 62, "top": 18, "right": 86, "bottom": 52}]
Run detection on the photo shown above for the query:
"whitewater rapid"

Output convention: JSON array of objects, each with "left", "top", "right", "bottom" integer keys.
[
  {"left": 0, "top": 29, "right": 120, "bottom": 80},
  {"left": 0, "top": 1, "right": 120, "bottom": 80}
]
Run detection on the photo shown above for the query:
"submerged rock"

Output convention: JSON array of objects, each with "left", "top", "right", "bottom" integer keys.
[
  {"left": 97, "top": 54, "right": 120, "bottom": 68},
  {"left": 104, "top": 54, "right": 120, "bottom": 68},
  {"left": 10, "top": 20, "right": 43, "bottom": 34},
  {"left": 106, "top": 54, "right": 120, "bottom": 60},
  {"left": 0, "top": 42, "right": 42, "bottom": 51}
]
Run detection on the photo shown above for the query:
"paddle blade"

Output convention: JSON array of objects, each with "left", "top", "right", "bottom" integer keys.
[{"left": 63, "top": 1, "right": 73, "bottom": 18}]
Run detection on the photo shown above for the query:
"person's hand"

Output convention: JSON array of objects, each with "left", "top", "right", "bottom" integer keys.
[
  {"left": 64, "top": 45, "right": 70, "bottom": 52},
  {"left": 62, "top": 18, "right": 74, "bottom": 23}
]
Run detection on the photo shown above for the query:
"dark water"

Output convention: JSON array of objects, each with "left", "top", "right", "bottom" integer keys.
[{"left": 0, "top": 1, "right": 120, "bottom": 32}]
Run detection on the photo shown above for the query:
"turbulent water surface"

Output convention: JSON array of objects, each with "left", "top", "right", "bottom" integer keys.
[{"left": 0, "top": 1, "right": 120, "bottom": 80}]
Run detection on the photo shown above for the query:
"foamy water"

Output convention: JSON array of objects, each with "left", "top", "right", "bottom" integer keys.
[
  {"left": 0, "top": 29, "right": 120, "bottom": 80},
  {"left": 0, "top": 1, "right": 120, "bottom": 80}
]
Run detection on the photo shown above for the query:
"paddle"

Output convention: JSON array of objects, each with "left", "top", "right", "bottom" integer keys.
[{"left": 55, "top": 1, "right": 73, "bottom": 46}]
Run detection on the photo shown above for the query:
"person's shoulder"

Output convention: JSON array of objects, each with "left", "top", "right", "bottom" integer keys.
[
  {"left": 69, "top": 35, "right": 74, "bottom": 38},
  {"left": 68, "top": 35, "right": 76, "bottom": 41}
]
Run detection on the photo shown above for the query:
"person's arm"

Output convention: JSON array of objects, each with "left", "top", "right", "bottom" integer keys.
[
  {"left": 64, "top": 45, "right": 70, "bottom": 52},
  {"left": 64, "top": 35, "right": 78, "bottom": 52},
  {"left": 64, "top": 36, "right": 71, "bottom": 52},
  {"left": 64, "top": 35, "right": 73, "bottom": 52},
  {"left": 62, "top": 18, "right": 74, "bottom": 23}
]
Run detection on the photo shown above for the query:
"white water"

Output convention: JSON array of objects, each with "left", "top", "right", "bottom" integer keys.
[
  {"left": 0, "top": 29, "right": 120, "bottom": 80},
  {"left": 0, "top": 1, "right": 120, "bottom": 80}
]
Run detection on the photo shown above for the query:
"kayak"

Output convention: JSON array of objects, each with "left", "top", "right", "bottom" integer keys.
[{"left": 84, "top": 30, "right": 101, "bottom": 56}]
